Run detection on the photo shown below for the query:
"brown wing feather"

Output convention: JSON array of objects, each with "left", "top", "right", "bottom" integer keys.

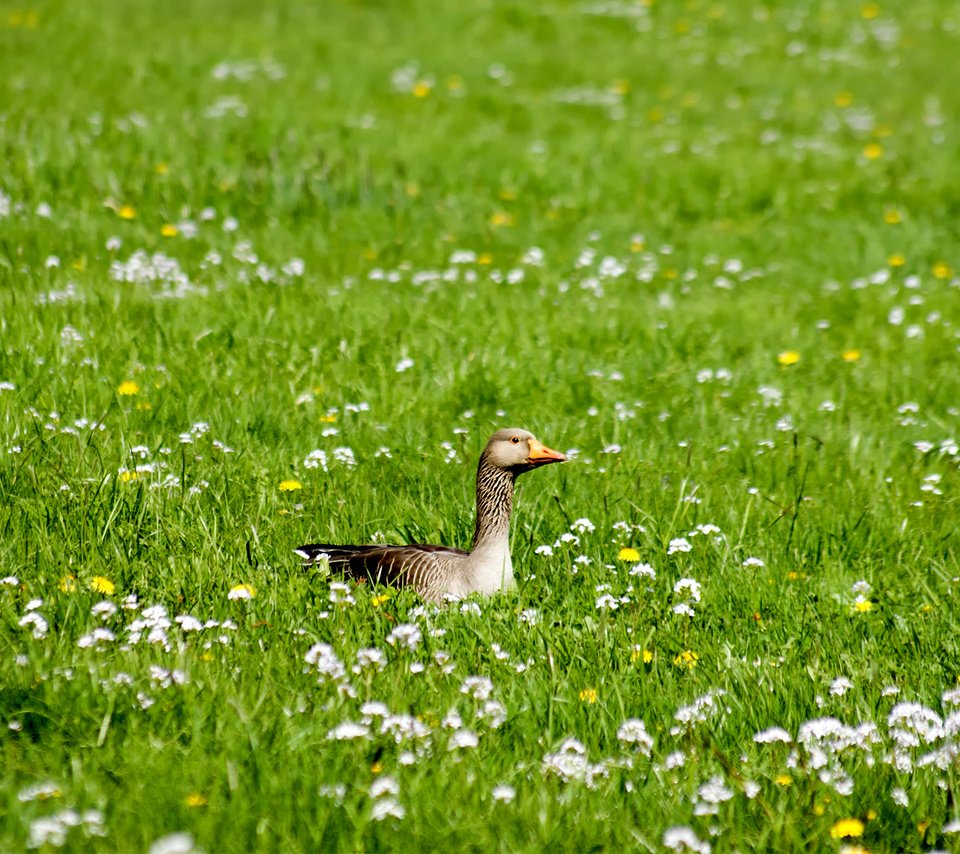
[{"left": 295, "top": 543, "right": 468, "bottom": 598}]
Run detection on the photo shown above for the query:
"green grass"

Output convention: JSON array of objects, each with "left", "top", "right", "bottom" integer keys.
[{"left": 2, "top": 0, "right": 960, "bottom": 850}]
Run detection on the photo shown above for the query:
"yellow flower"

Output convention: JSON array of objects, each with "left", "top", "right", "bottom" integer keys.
[
  {"left": 579, "top": 688, "right": 598, "bottom": 704},
  {"left": 161, "top": 224, "right": 178, "bottom": 237},
  {"left": 674, "top": 650, "right": 699, "bottom": 669},
  {"left": 888, "top": 253, "right": 905, "bottom": 267},
  {"left": 842, "top": 350, "right": 861, "bottom": 362},
  {"left": 834, "top": 91, "right": 854, "bottom": 108},
  {"left": 412, "top": 80, "right": 432, "bottom": 98},
  {"left": 883, "top": 208, "right": 902, "bottom": 225},
  {"left": 319, "top": 413, "right": 337, "bottom": 423},
  {"left": 118, "top": 205, "right": 136, "bottom": 220},
  {"left": 618, "top": 547, "right": 640, "bottom": 562},
  {"left": 59, "top": 575, "right": 77, "bottom": 592},
  {"left": 489, "top": 211, "right": 515, "bottom": 228},
  {"left": 861, "top": 3, "right": 879, "bottom": 19},
  {"left": 774, "top": 774, "right": 792, "bottom": 787},
  {"left": 863, "top": 143, "right": 883, "bottom": 160},
  {"left": 477, "top": 253, "right": 493, "bottom": 265},
  {"left": 630, "top": 236, "right": 645, "bottom": 253},
  {"left": 854, "top": 599, "right": 873, "bottom": 613},
  {"left": 932, "top": 262, "right": 953, "bottom": 280},
  {"left": 370, "top": 761, "right": 384, "bottom": 774},
  {"left": 117, "top": 380, "right": 140, "bottom": 396},
  {"left": 228, "top": 583, "right": 256, "bottom": 600},
  {"left": 279, "top": 479, "right": 302, "bottom": 492},
  {"left": 777, "top": 351, "right": 800, "bottom": 366},
  {"left": 155, "top": 162, "right": 169, "bottom": 175},
  {"left": 91, "top": 576, "right": 115, "bottom": 596},
  {"left": 631, "top": 646, "right": 654, "bottom": 664},
  {"left": 371, "top": 594, "right": 391, "bottom": 607},
  {"left": 830, "top": 818, "right": 865, "bottom": 839},
  {"left": 184, "top": 793, "right": 207, "bottom": 807},
  {"left": 120, "top": 470, "right": 141, "bottom": 483}
]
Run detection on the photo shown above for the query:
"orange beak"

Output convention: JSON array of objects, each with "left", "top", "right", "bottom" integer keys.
[{"left": 528, "top": 438, "right": 567, "bottom": 465}]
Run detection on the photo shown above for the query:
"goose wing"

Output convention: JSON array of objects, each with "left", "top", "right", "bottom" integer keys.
[{"left": 295, "top": 543, "right": 468, "bottom": 597}]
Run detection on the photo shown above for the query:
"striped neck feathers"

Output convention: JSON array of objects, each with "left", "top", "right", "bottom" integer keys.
[{"left": 471, "top": 456, "right": 515, "bottom": 550}]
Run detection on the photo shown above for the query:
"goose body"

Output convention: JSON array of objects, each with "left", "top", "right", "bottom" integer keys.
[{"left": 295, "top": 428, "right": 566, "bottom": 603}]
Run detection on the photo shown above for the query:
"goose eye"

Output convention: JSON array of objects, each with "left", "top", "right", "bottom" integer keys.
[{"left": 510, "top": 436, "right": 521, "bottom": 444}]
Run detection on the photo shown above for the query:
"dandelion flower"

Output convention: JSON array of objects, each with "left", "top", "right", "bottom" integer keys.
[
  {"left": 933, "top": 262, "right": 953, "bottom": 280},
  {"left": 90, "top": 576, "right": 115, "bottom": 596},
  {"left": 842, "top": 350, "right": 861, "bottom": 362},
  {"left": 228, "top": 583, "right": 255, "bottom": 600},
  {"left": 883, "top": 208, "right": 902, "bottom": 225},
  {"left": 775, "top": 774, "right": 792, "bottom": 787},
  {"left": 59, "top": 575, "right": 77, "bottom": 592},
  {"left": 412, "top": 80, "right": 432, "bottom": 98},
  {"left": 863, "top": 143, "right": 883, "bottom": 160},
  {"left": 118, "top": 205, "right": 136, "bottom": 220},
  {"left": 888, "top": 253, "right": 905, "bottom": 267},
  {"left": 279, "top": 479, "right": 302, "bottom": 492},
  {"left": 618, "top": 547, "right": 640, "bottom": 562},
  {"left": 674, "top": 650, "right": 699, "bottom": 669},
  {"left": 117, "top": 380, "right": 140, "bottom": 396},
  {"left": 183, "top": 793, "right": 207, "bottom": 807},
  {"left": 161, "top": 224, "right": 178, "bottom": 238},
  {"left": 489, "top": 211, "right": 515, "bottom": 228},
  {"left": 777, "top": 351, "right": 800, "bottom": 367},
  {"left": 853, "top": 596, "right": 873, "bottom": 613},
  {"left": 830, "top": 818, "right": 865, "bottom": 839},
  {"left": 579, "top": 688, "right": 598, "bottom": 704}
]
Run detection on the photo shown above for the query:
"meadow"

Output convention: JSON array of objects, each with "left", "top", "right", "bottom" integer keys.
[{"left": 2, "top": 0, "right": 960, "bottom": 850}]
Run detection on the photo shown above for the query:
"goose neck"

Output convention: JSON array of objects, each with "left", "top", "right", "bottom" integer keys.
[{"left": 471, "top": 458, "right": 515, "bottom": 550}]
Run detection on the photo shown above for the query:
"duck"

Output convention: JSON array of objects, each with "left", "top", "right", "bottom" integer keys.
[{"left": 295, "top": 428, "right": 567, "bottom": 603}]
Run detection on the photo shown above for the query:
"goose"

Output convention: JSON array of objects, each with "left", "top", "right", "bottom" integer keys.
[{"left": 295, "top": 428, "right": 567, "bottom": 603}]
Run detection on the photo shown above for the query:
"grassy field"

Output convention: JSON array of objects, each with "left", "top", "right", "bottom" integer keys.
[{"left": 2, "top": 0, "right": 960, "bottom": 850}]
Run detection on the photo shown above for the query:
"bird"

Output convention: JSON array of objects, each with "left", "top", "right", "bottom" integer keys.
[{"left": 295, "top": 428, "right": 567, "bottom": 603}]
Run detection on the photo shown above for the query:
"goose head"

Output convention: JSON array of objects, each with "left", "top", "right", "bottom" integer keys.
[{"left": 482, "top": 428, "right": 567, "bottom": 475}]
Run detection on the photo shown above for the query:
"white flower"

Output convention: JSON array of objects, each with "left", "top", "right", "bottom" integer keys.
[
  {"left": 616, "top": 719, "right": 654, "bottom": 756},
  {"left": 518, "top": 608, "right": 539, "bottom": 626},
  {"left": 304, "top": 643, "right": 346, "bottom": 682},
  {"left": 663, "top": 825, "right": 711, "bottom": 853},
  {"left": 674, "top": 577, "right": 702, "bottom": 602},
  {"left": 461, "top": 676, "right": 494, "bottom": 701},
  {"left": 742, "top": 557, "right": 765, "bottom": 568},
  {"left": 753, "top": 727, "right": 792, "bottom": 744},
  {"left": 386, "top": 623, "right": 422, "bottom": 651},
  {"left": 19, "top": 611, "right": 48, "bottom": 639},
  {"left": 595, "top": 594, "right": 619, "bottom": 611},
  {"left": 629, "top": 563, "right": 655, "bottom": 578},
  {"left": 492, "top": 784, "right": 516, "bottom": 803},
  {"left": 534, "top": 544, "right": 553, "bottom": 556},
  {"left": 91, "top": 601, "right": 118, "bottom": 619},
  {"left": 830, "top": 677, "right": 853, "bottom": 697},
  {"left": 395, "top": 357, "right": 415, "bottom": 373},
  {"left": 449, "top": 729, "right": 480, "bottom": 750},
  {"left": 667, "top": 537, "right": 692, "bottom": 554},
  {"left": 327, "top": 722, "right": 370, "bottom": 740},
  {"left": 370, "top": 776, "right": 400, "bottom": 799},
  {"left": 370, "top": 797, "right": 405, "bottom": 822}
]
